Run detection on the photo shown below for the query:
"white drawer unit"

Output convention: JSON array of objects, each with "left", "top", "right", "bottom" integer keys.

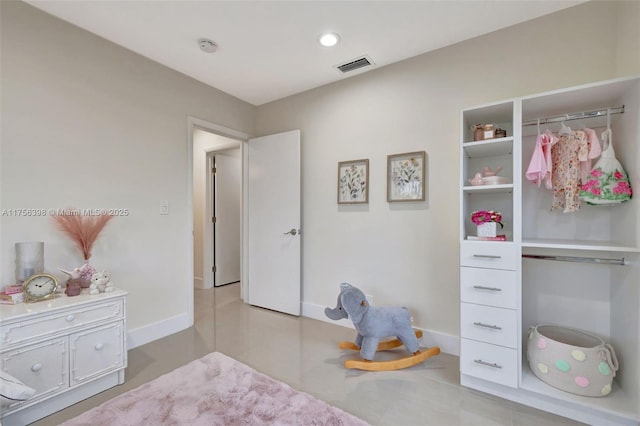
[
  {"left": 460, "top": 302, "right": 518, "bottom": 349},
  {"left": 460, "top": 338, "right": 518, "bottom": 388},
  {"left": 460, "top": 241, "right": 518, "bottom": 271},
  {"left": 460, "top": 267, "right": 517, "bottom": 309},
  {"left": 0, "top": 289, "right": 127, "bottom": 426}
]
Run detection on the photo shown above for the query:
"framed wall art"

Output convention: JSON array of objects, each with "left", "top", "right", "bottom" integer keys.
[
  {"left": 338, "top": 159, "right": 369, "bottom": 204},
  {"left": 387, "top": 151, "right": 426, "bottom": 202}
]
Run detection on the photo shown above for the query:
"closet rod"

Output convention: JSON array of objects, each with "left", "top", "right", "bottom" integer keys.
[
  {"left": 522, "top": 105, "right": 624, "bottom": 127},
  {"left": 522, "top": 254, "right": 625, "bottom": 266}
]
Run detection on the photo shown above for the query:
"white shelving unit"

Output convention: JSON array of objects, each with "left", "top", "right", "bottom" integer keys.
[{"left": 459, "top": 76, "right": 640, "bottom": 426}]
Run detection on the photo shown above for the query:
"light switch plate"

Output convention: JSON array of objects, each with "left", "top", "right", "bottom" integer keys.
[{"left": 160, "top": 200, "right": 169, "bottom": 215}]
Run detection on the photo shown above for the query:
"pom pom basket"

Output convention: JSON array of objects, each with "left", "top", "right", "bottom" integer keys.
[{"left": 527, "top": 325, "right": 619, "bottom": 397}]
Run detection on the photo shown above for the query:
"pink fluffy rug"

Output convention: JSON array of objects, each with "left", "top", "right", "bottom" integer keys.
[{"left": 62, "top": 352, "right": 368, "bottom": 425}]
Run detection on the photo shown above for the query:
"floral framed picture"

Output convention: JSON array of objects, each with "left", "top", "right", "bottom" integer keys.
[
  {"left": 387, "top": 151, "right": 426, "bottom": 202},
  {"left": 338, "top": 159, "right": 369, "bottom": 204}
]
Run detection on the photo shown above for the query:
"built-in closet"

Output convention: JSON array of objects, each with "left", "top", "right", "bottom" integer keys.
[{"left": 459, "top": 76, "right": 639, "bottom": 426}]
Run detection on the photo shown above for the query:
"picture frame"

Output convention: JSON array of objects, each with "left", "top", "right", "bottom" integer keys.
[
  {"left": 387, "top": 151, "right": 426, "bottom": 202},
  {"left": 337, "top": 159, "right": 369, "bottom": 204}
]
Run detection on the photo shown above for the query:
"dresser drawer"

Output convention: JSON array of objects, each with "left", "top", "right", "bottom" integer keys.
[
  {"left": 70, "top": 322, "right": 125, "bottom": 386},
  {"left": 1, "top": 337, "right": 69, "bottom": 410},
  {"left": 460, "top": 241, "right": 517, "bottom": 270},
  {"left": 461, "top": 303, "right": 518, "bottom": 348},
  {"left": 460, "top": 338, "right": 518, "bottom": 388},
  {"left": 1, "top": 300, "right": 124, "bottom": 346},
  {"left": 460, "top": 267, "right": 517, "bottom": 309}
]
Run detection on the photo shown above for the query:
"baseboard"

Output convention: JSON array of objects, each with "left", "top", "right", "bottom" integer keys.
[
  {"left": 302, "top": 301, "right": 460, "bottom": 356},
  {"left": 127, "top": 313, "right": 191, "bottom": 350},
  {"left": 194, "top": 276, "right": 212, "bottom": 289}
]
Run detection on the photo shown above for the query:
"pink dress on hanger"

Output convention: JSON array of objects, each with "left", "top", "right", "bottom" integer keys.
[{"left": 526, "top": 133, "right": 548, "bottom": 187}]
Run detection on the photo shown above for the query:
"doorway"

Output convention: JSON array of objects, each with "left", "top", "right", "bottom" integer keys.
[
  {"left": 193, "top": 127, "right": 242, "bottom": 290},
  {"left": 209, "top": 149, "right": 241, "bottom": 287}
]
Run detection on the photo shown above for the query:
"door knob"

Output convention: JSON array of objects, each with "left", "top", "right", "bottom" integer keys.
[{"left": 283, "top": 228, "right": 299, "bottom": 236}]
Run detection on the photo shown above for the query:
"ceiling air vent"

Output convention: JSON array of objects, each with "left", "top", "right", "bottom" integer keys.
[{"left": 336, "top": 55, "right": 374, "bottom": 73}]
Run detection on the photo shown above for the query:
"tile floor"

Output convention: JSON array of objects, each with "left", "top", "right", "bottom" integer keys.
[{"left": 33, "top": 284, "right": 583, "bottom": 425}]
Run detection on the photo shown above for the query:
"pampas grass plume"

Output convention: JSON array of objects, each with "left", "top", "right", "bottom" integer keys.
[{"left": 52, "top": 210, "right": 113, "bottom": 260}]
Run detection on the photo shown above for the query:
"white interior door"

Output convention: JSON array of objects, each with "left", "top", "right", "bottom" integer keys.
[
  {"left": 248, "top": 130, "right": 301, "bottom": 315},
  {"left": 214, "top": 151, "right": 241, "bottom": 286}
]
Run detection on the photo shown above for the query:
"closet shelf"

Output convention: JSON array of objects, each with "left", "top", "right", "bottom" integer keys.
[
  {"left": 463, "top": 137, "right": 513, "bottom": 158},
  {"left": 463, "top": 184, "right": 513, "bottom": 194},
  {"left": 520, "top": 365, "right": 637, "bottom": 422},
  {"left": 522, "top": 238, "right": 640, "bottom": 253}
]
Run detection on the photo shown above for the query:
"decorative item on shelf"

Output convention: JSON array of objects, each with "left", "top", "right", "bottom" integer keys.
[
  {"left": 468, "top": 172, "right": 484, "bottom": 186},
  {"left": 471, "top": 210, "right": 503, "bottom": 238},
  {"left": 89, "top": 270, "right": 114, "bottom": 295},
  {"left": 495, "top": 128, "right": 507, "bottom": 138},
  {"left": 481, "top": 166, "right": 508, "bottom": 185},
  {"left": 483, "top": 124, "right": 495, "bottom": 140},
  {"left": 528, "top": 325, "right": 618, "bottom": 397},
  {"left": 482, "top": 166, "right": 502, "bottom": 177},
  {"left": 22, "top": 273, "right": 58, "bottom": 302},
  {"left": 473, "top": 124, "right": 484, "bottom": 141},
  {"left": 14, "top": 241, "right": 44, "bottom": 284},
  {"left": 59, "top": 267, "right": 83, "bottom": 296},
  {"left": 51, "top": 209, "right": 113, "bottom": 287}
]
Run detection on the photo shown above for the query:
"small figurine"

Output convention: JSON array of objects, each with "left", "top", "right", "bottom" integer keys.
[
  {"left": 89, "top": 270, "right": 114, "bottom": 295},
  {"left": 59, "top": 267, "right": 83, "bottom": 296},
  {"left": 468, "top": 172, "right": 483, "bottom": 186},
  {"left": 482, "top": 166, "right": 503, "bottom": 177}
]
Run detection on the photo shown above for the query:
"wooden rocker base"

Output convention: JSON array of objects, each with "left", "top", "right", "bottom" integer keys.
[
  {"left": 338, "top": 330, "right": 424, "bottom": 352},
  {"left": 344, "top": 346, "right": 441, "bottom": 371}
]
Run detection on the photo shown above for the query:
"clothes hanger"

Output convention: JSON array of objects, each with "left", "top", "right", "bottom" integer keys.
[{"left": 558, "top": 117, "right": 572, "bottom": 135}]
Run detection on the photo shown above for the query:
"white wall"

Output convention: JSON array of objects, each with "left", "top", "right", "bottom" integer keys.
[
  {"left": 0, "top": 1, "right": 255, "bottom": 345},
  {"left": 254, "top": 1, "right": 640, "bottom": 351}
]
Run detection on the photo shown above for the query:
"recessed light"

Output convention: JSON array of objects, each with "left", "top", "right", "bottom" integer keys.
[{"left": 318, "top": 32, "right": 340, "bottom": 47}]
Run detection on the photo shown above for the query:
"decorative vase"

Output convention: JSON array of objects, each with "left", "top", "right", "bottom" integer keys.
[
  {"left": 477, "top": 222, "right": 497, "bottom": 237},
  {"left": 15, "top": 241, "right": 44, "bottom": 284}
]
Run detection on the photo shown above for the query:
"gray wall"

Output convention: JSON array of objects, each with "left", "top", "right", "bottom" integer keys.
[
  {"left": 0, "top": 1, "right": 256, "bottom": 340},
  {"left": 254, "top": 1, "right": 640, "bottom": 345}
]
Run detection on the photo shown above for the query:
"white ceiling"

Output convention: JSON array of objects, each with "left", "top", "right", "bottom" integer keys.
[{"left": 26, "top": 1, "right": 584, "bottom": 106}]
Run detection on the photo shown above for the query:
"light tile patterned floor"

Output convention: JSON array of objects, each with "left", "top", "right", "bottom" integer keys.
[{"left": 33, "top": 284, "right": 583, "bottom": 425}]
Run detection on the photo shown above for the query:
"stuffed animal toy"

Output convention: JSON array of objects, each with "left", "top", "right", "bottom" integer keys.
[
  {"left": 325, "top": 283, "right": 440, "bottom": 371},
  {"left": 89, "top": 270, "right": 115, "bottom": 295},
  {"left": 325, "top": 283, "right": 420, "bottom": 361}
]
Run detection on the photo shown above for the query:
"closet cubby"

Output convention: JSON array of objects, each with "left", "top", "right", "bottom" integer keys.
[{"left": 460, "top": 76, "right": 640, "bottom": 426}]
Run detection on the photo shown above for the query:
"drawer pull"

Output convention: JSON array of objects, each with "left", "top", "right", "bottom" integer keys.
[
  {"left": 94, "top": 343, "right": 104, "bottom": 351},
  {"left": 473, "top": 285, "right": 502, "bottom": 292},
  {"left": 31, "top": 363, "right": 42, "bottom": 372},
  {"left": 473, "top": 321, "right": 503, "bottom": 330},
  {"left": 66, "top": 315, "right": 75, "bottom": 322},
  {"left": 473, "top": 254, "right": 501, "bottom": 259},
  {"left": 474, "top": 359, "right": 502, "bottom": 369}
]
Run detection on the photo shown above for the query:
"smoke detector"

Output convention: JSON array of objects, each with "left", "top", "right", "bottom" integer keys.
[{"left": 198, "top": 38, "right": 217, "bottom": 53}]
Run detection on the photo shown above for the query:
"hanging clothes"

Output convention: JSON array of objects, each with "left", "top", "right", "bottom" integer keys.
[
  {"left": 580, "top": 128, "right": 602, "bottom": 181},
  {"left": 579, "top": 128, "right": 632, "bottom": 204},
  {"left": 541, "top": 131, "right": 558, "bottom": 190},
  {"left": 526, "top": 133, "right": 548, "bottom": 187},
  {"left": 551, "top": 129, "right": 589, "bottom": 213}
]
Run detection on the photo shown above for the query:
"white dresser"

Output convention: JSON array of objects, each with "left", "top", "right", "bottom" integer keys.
[{"left": 0, "top": 288, "right": 127, "bottom": 426}]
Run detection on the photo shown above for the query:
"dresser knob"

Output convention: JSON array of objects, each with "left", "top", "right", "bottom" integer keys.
[
  {"left": 31, "top": 363, "right": 42, "bottom": 372},
  {"left": 66, "top": 315, "right": 75, "bottom": 322},
  {"left": 95, "top": 343, "right": 104, "bottom": 351}
]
